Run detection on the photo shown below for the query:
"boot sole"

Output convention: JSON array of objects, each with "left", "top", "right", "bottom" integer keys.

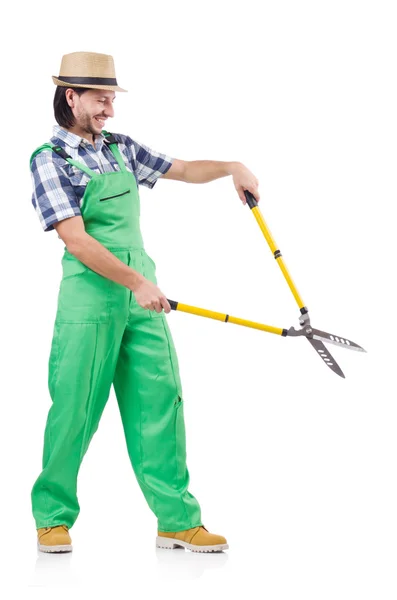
[
  {"left": 37, "top": 541, "right": 72, "bottom": 553},
  {"left": 156, "top": 536, "right": 228, "bottom": 553}
]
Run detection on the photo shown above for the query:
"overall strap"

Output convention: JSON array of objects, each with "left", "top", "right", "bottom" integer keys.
[
  {"left": 29, "top": 143, "right": 98, "bottom": 178},
  {"left": 102, "top": 130, "right": 127, "bottom": 173},
  {"left": 30, "top": 143, "right": 54, "bottom": 166}
]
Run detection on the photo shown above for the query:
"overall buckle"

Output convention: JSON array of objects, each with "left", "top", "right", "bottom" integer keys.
[
  {"left": 103, "top": 132, "right": 118, "bottom": 145},
  {"left": 52, "top": 145, "right": 71, "bottom": 160}
]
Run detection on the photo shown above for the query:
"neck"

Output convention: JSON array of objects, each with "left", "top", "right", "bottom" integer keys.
[{"left": 61, "top": 125, "right": 95, "bottom": 146}]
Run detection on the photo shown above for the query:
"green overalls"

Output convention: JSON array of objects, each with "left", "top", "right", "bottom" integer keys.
[{"left": 30, "top": 132, "right": 202, "bottom": 532}]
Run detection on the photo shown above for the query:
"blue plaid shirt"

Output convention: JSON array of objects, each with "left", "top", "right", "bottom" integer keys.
[{"left": 30, "top": 125, "right": 174, "bottom": 232}]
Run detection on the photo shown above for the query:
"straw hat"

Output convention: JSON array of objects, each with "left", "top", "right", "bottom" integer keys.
[{"left": 52, "top": 51, "right": 127, "bottom": 92}]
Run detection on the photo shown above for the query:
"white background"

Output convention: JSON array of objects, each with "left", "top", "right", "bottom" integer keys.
[{"left": 0, "top": 0, "right": 395, "bottom": 597}]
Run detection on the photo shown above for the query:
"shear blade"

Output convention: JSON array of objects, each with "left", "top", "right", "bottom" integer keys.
[
  {"left": 311, "top": 328, "right": 366, "bottom": 352},
  {"left": 307, "top": 338, "right": 345, "bottom": 378}
]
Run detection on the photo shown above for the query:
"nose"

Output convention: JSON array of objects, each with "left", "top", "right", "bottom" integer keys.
[{"left": 104, "top": 102, "right": 114, "bottom": 118}]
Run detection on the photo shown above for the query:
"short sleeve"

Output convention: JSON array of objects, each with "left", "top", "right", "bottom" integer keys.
[
  {"left": 30, "top": 151, "right": 82, "bottom": 232},
  {"left": 123, "top": 136, "right": 173, "bottom": 189}
]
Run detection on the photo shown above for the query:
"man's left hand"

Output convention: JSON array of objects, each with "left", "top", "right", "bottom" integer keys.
[{"left": 230, "top": 162, "right": 260, "bottom": 205}]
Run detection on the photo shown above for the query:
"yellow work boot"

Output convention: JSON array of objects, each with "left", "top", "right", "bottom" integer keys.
[
  {"left": 37, "top": 525, "right": 72, "bottom": 553},
  {"left": 156, "top": 525, "right": 228, "bottom": 552}
]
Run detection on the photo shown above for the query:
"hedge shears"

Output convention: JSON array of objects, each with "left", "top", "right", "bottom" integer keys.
[{"left": 166, "top": 190, "right": 365, "bottom": 378}]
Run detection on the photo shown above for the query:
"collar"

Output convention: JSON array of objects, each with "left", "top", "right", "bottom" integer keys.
[{"left": 52, "top": 125, "right": 106, "bottom": 151}]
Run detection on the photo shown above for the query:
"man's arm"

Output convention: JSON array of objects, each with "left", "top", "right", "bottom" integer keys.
[
  {"left": 54, "top": 216, "right": 145, "bottom": 292},
  {"left": 54, "top": 217, "right": 171, "bottom": 313},
  {"left": 161, "top": 158, "right": 260, "bottom": 204}
]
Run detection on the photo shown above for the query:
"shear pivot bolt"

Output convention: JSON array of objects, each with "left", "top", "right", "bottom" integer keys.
[{"left": 306, "top": 328, "right": 312, "bottom": 334}]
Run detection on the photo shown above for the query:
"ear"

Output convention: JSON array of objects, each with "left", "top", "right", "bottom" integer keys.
[{"left": 65, "top": 88, "right": 75, "bottom": 108}]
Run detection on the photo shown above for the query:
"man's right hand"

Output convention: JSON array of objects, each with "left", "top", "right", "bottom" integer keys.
[{"left": 132, "top": 277, "right": 172, "bottom": 314}]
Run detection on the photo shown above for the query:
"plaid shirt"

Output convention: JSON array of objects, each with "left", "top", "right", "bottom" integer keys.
[{"left": 30, "top": 125, "right": 174, "bottom": 232}]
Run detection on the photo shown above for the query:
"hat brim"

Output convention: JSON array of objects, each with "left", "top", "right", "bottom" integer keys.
[{"left": 52, "top": 76, "right": 127, "bottom": 92}]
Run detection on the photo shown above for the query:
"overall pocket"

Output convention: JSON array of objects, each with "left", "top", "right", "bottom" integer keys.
[
  {"left": 56, "top": 255, "right": 111, "bottom": 324},
  {"left": 100, "top": 189, "right": 131, "bottom": 202},
  {"left": 141, "top": 253, "right": 162, "bottom": 319},
  {"left": 143, "top": 252, "right": 157, "bottom": 277},
  {"left": 175, "top": 395, "right": 187, "bottom": 480}
]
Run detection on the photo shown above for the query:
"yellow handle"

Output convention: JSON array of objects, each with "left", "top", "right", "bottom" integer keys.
[
  {"left": 244, "top": 191, "right": 306, "bottom": 311},
  {"left": 167, "top": 300, "right": 286, "bottom": 336}
]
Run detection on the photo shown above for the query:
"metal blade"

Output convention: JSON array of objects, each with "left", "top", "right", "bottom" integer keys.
[
  {"left": 307, "top": 338, "right": 345, "bottom": 378},
  {"left": 311, "top": 328, "right": 366, "bottom": 352}
]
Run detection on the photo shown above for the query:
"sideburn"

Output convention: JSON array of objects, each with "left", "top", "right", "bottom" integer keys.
[{"left": 53, "top": 86, "right": 90, "bottom": 129}]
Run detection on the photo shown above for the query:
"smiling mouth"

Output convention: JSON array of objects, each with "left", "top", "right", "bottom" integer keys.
[{"left": 94, "top": 117, "right": 106, "bottom": 126}]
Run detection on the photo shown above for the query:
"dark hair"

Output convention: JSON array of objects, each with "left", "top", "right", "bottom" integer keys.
[{"left": 53, "top": 86, "right": 91, "bottom": 128}]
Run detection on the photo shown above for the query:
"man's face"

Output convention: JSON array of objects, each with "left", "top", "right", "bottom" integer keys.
[{"left": 70, "top": 89, "right": 116, "bottom": 136}]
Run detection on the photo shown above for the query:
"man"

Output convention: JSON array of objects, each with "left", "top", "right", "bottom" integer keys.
[{"left": 30, "top": 51, "right": 260, "bottom": 554}]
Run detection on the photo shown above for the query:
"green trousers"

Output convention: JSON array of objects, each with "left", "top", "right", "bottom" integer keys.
[{"left": 31, "top": 248, "right": 202, "bottom": 532}]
